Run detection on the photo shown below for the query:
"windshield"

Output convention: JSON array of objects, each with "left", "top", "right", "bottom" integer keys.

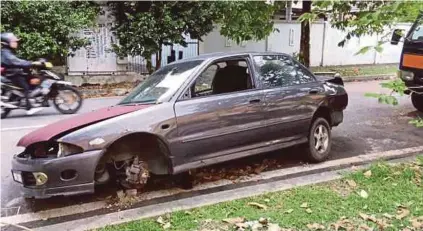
[
  {"left": 119, "top": 60, "right": 203, "bottom": 105},
  {"left": 408, "top": 16, "right": 423, "bottom": 42}
]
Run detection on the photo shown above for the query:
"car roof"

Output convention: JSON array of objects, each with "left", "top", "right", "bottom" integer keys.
[{"left": 172, "top": 51, "right": 291, "bottom": 64}]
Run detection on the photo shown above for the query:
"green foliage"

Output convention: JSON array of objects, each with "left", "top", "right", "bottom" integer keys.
[
  {"left": 110, "top": 1, "right": 278, "bottom": 63},
  {"left": 365, "top": 79, "right": 422, "bottom": 128},
  {"left": 1, "top": 1, "right": 99, "bottom": 64},
  {"left": 364, "top": 92, "right": 399, "bottom": 106},
  {"left": 109, "top": 1, "right": 220, "bottom": 60},
  {"left": 409, "top": 118, "right": 423, "bottom": 128},
  {"left": 310, "top": 1, "right": 423, "bottom": 52},
  {"left": 216, "top": 1, "right": 278, "bottom": 44},
  {"left": 365, "top": 79, "right": 406, "bottom": 106},
  {"left": 380, "top": 79, "right": 407, "bottom": 96}
]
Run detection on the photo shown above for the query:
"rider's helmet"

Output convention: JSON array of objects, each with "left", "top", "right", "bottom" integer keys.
[{"left": 1, "top": 32, "right": 20, "bottom": 49}]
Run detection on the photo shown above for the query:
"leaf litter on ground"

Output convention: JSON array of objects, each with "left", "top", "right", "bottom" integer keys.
[
  {"left": 248, "top": 202, "right": 268, "bottom": 210},
  {"left": 346, "top": 179, "right": 357, "bottom": 188},
  {"left": 396, "top": 207, "right": 410, "bottom": 220},
  {"left": 364, "top": 170, "right": 372, "bottom": 178},
  {"left": 222, "top": 217, "right": 245, "bottom": 224},
  {"left": 359, "top": 189, "right": 369, "bottom": 198}
]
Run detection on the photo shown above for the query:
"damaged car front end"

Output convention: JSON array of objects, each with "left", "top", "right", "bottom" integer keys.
[
  {"left": 12, "top": 141, "right": 103, "bottom": 198},
  {"left": 10, "top": 59, "right": 202, "bottom": 199}
]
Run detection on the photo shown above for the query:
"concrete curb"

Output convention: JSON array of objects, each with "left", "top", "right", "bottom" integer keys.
[
  {"left": 342, "top": 74, "right": 395, "bottom": 83},
  {"left": 1, "top": 145, "right": 422, "bottom": 230}
]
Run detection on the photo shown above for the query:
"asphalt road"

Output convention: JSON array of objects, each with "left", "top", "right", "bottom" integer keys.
[{"left": 1, "top": 80, "right": 422, "bottom": 216}]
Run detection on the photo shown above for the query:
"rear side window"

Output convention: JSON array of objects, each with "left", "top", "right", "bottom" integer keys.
[{"left": 253, "top": 55, "right": 315, "bottom": 88}]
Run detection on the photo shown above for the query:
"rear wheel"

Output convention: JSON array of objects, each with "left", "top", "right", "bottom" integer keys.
[
  {"left": 53, "top": 85, "right": 83, "bottom": 114},
  {"left": 411, "top": 92, "right": 423, "bottom": 112},
  {"left": 304, "top": 117, "right": 332, "bottom": 162}
]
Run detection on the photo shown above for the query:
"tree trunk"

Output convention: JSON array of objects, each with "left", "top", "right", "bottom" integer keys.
[
  {"left": 299, "top": 0, "right": 312, "bottom": 68},
  {"left": 146, "top": 58, "right": 153, "bottom": 74},
  {"left": 155, "top": 48, "right": 162, "bottom": 70}
]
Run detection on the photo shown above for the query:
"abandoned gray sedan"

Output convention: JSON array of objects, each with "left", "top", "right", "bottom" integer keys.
[{"left": 12, "top": 52, "right": 348, "bottom": 198}]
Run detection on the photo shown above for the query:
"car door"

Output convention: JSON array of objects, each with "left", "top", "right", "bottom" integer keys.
[
  {"left": 253, "top": 54, "right": 325, "bottom": 142},
  {"left": 172, "top": 56, "right": 268, "bottom": 165}
]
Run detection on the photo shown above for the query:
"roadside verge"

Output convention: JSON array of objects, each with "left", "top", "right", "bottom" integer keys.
[{"left": 1, "top": 145, "right": 422, "bottom": 231}]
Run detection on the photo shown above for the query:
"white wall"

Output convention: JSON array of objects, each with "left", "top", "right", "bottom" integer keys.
[
  {"left": 267, "top": 21, "right": 300, "bottom": 55},
  {"left": 375, "top": 23, "right": 411, "bottom": 64},
  {"left": 199, "top": 21, "right": 412, "bottom": 67},
  {"left": 322, "top": 23, "right": 376, "bottom": 66},
  {"left": 200, "top": 25, "right": 266, "bottom": 54}
]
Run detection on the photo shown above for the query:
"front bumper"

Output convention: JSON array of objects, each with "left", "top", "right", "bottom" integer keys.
[{"left": 11, "top": 149, "right": 103, "bottom": 199}]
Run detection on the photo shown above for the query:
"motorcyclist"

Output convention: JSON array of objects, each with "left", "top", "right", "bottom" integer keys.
[{"left": 1, "top": 32, "right": 44, "bottom": 115}]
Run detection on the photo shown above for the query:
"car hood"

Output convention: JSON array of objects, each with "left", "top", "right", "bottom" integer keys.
[{"left": 17, "top": 104, "right": 152, "bottom": 147}]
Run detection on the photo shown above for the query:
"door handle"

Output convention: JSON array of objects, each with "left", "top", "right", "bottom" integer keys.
[{"left": 249, "top": 99, "right": 261, "bottom": 104}]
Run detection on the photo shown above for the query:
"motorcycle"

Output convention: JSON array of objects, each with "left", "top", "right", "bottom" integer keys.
[{"left": 1, "top": 61, "right": 83, "bottom": 118}]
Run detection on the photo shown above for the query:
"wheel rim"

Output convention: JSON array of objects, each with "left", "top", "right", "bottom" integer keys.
[
  {"left": 313, "top": 124, "right": 329, "bottom": 153},
  {"left": 55, "top": 90, "right": 80, "bottom": 111}
]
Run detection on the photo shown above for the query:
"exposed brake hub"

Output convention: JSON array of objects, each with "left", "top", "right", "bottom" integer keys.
[{"left": 125, "top": 156, "right": 149, "bottom": 187}]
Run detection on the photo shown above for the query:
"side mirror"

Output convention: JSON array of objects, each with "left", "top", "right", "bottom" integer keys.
[{"left": 391, "top": 29, "right": 404, "bottom": 45}]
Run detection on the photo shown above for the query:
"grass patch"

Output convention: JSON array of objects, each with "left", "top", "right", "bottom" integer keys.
[
  {"left": 311, "top": 64, "right": 398, "bottom": 77},
  {"left": 99, "top": 157, "right": 423, "bottom": 231}
]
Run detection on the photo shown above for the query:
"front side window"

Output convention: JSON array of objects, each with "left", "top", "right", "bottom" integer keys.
[
  {"left": 119, "top": 60, "right": 203, "bottom": 105},
  {"left": 191, "top": 59, "right": 253, "bottom": 98},
  {"left": 253, "top": 55, "right": 315, "bottom": 88}
]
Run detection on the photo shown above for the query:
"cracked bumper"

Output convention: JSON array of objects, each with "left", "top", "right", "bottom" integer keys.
[{"left": 11, "top": 150, "right": 103, "bottom": 199}]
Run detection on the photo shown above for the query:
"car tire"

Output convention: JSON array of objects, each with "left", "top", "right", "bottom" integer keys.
[
  {"left": 304, "top": 117, "right": 332, "bottom": 163},
  {"left": 411, "top": 93, "right": 423, "bottom": 112}
]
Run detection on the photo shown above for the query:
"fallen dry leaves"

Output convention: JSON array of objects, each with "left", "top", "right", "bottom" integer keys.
[
  {"left": 284, "top": 209, "right": 294, "bottom": 214},
  {"left": 396, "top": 207, "right": 410, "bottom": 220},
  {"left": 346, "top": 179, "right": 357, "bottom": 188},
  {"left": 259, "top": 217, "right": 269, "bottom": 225},
  {"left": 331, "top": 217, "right": 355, "bottom": 231},
  {"left": 220, "top": 217, "right": 296, "bottom": 231},
  {"left": 410, "top": 164, "right": 422, "bottom": 186},
  {"left": 156, "top": 216, "right": 171, "bottom": 229},
  {"left": 358, "top": 224, "right": 374, "bottom": 231},
  {"left": 222, "top": 217, "right": 245, "bottom": 224},
  {"left": 382, "top": 213, "right": 394, "bottom": 219},
  {"left": 364, "top": 170, "right": 372, "bottom": 178},
  {"left": 248, "top": 202, "right": 268, "bottom": 210},
  {"left": 306, "top": 223, "right": 325, "bottom": 230},
  {"left": 359, "top": 213, "right": 391, "bottom": 230},
  {"left": 359, "top": 189, "right": 369, "bottom": 199},
  {"left": 267, "top": 223, "right": 282, "bottom": 231},
  {"left": 410, "top": 216, "right": 423, "bottom": 229}
]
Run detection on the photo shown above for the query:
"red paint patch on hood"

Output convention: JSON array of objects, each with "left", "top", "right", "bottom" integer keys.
[{"left": 18, "top": 104, "right": 151, "bottom": 147}]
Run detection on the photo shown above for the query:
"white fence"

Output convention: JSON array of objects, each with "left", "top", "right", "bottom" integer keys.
[{"left": 199, "top": 21, "right": 412, "bottom": 67}]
